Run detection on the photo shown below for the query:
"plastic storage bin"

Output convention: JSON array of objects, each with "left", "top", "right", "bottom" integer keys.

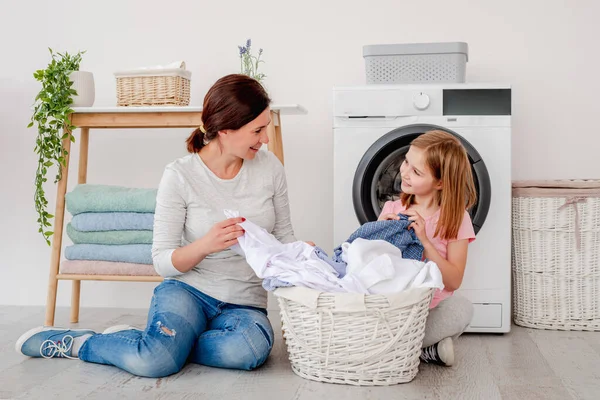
[{"left": 363, "top": 42, "right": 468, "bottom": 84}]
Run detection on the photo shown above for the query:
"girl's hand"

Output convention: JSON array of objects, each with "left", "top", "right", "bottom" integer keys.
[
  {"left": 402, "top": 209, "right": 429, "bottom": 244},
  {"left": 305, "top": 241, "right": 316, "bottom": 247},
  {"left": 378, "top": 213, "right": 400, "bottom": 221},
  {"left": 199, "top": 217, "right": 246, "bottom": 254}
]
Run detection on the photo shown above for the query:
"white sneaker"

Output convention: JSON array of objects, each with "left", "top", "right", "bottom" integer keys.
[
  {"left": 102, "top": 325, "right": 143, "bottom": 334},
  {"left": 420, "top": 337, "right": 455, "bottom": 367}
]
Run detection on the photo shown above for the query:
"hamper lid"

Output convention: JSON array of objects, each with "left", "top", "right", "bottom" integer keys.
[
  {"left": 363, "top": 42, "right": 468, "bottom": 60},
  {"left": 512, "top": 179, "right": 600, "bottom": 197}
]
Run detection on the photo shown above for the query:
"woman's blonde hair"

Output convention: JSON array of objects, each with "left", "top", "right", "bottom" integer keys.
[{"left": 400, "top": 130, "right": 477, "bottom": 240}]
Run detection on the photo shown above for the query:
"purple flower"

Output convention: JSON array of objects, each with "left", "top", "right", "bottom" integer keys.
[
  {"left": 246, "top": 39, "right": 252, "bottom": 48},
  {"left": 238, "top": 46, "right": 247, "bottom": 56},
  {"left": 259, "top": 48, "right": 263, "bottom": 55}
]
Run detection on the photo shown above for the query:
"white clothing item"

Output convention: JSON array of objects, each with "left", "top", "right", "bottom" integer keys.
[
  {"left": 341, "top": 238, "right": 444, "bottom": 294},
  {"left": 225, "top": 210, "right": 349, "bottom": 293},
  {"left": 369, "top": 259, "right": 443, "bottom": 294},
  {"left": 344, "top": 239, "right": 401, "bottom": 277},
  {"left": 340, "top": 240, "right": 402, "bottom": 268},
  {"left": 341, "top": 256, "right": 395, "bottom": 292},
  {"left": 339, "top": 242, "right": 350, "bottom": 264},
  {"left": 226, "top": 211, "right": 443, "bottom": 295}
]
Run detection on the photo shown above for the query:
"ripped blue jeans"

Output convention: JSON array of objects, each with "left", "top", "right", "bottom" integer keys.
[{"left": 78, "top": 279, "right": 274, "bottom": 378}]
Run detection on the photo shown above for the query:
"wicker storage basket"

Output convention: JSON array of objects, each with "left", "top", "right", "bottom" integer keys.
[
  {"left": 512, "top": 180, "right": 600, "bottom": 331},
  {"left": 275, "top": 286, "right": 434, "bottom": 386},
  {"left": 114, "top": 61, "right": 191, "bottom": 106}
]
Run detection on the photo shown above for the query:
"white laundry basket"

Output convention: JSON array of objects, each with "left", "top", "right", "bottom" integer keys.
[
  {"left": 512, "top": 180, "right": 600, "bottom": 331},
  {"left": 363, "top": 42, "right": 468, "bottom": 84},
  {"left": 275, "top": 286, "right": 434, "bottom": 386}
]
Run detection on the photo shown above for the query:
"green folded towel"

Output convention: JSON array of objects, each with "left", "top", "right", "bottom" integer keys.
[
  {"left": 67, "top": 223, "right": 153, "bottom": 245},
  {"left": 66, "top": 184, "right": 157, "bottom": 215}
]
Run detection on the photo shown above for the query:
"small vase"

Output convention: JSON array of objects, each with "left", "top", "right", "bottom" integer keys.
[{"left": 70, "top": 71, "right": 95, "bottom": 107}]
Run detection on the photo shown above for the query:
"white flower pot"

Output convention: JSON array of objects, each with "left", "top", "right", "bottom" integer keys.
[{"left": 69, "top": 71, "right": 95, "bottom": 107}]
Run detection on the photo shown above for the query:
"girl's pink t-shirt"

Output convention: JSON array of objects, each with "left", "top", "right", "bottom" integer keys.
[{"left": 380, "top": 200, "right": 476, "bottom": 308}]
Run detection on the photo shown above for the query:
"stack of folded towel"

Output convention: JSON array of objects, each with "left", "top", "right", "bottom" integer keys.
[{"left": 61, "top": 184, "right": 159, "bottom": 276}]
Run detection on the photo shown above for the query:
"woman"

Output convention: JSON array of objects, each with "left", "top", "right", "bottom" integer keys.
[{"left": 16, "top": 74, "right": 299, "bottom": 377}]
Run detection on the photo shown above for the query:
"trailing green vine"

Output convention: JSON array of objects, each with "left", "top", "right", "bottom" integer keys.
[{"left": 28, "top": 48, "right": 85, "bottom": 245}]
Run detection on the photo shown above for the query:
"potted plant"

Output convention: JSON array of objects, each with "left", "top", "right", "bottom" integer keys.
[
  {"left": 28, "top": 48, "right": 90, "bottom": 245},
  {"left": 238, "top": 38, "right": 266, "bottom": 82}
]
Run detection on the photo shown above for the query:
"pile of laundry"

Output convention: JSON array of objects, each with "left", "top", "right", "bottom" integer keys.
[{"left": 224, "top": 210, "right": 444, "bottom": 295}]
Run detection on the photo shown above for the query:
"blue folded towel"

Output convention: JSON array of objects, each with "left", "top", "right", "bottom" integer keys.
[
  {"left": 66, "top": 223, "right": 153, "bottom": 245},
  {"left": 71, "top": 212, "right": 154, "bottom": 232},
  {"left": 66, "top": 184, "right": 157, "bottom": 215},
  {"left": 64, "top": 244, "right": 153, "bottom": 265}
]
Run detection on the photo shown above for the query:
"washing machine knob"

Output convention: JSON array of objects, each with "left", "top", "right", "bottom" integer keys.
[{"left": 413, "top": 93, "right": 430, "bottom": 110}]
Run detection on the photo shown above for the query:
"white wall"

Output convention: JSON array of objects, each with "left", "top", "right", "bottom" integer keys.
[{"left": 1, "top": 0, "right": 599, "bottom": 311}]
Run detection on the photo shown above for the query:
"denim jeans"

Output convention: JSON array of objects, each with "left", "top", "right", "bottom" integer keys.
[{"left": 78, "top": 279, "right": 274, "bottom": 378}]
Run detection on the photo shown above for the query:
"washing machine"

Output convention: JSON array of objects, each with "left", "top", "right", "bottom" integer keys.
[{"left": 333, "top": 83, "right": 511, "bottom": 333}]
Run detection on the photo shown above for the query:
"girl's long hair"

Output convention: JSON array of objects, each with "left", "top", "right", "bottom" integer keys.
[{"left": 401, "top": 130, "right": 477, "bottom": 240}]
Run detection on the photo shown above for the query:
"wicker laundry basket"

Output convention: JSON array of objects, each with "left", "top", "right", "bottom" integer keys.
[
  {"left": 114, "top": 61, "right": 191, "bottom": 106},
  {"left": 275, "top": 286, "right": 434, "bottom": 386},
  {"left": 512, "top": 180, "right": 600, "bottom": 331}
]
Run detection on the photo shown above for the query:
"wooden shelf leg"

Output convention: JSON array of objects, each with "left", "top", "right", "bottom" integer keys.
[
  {"left": 70, "top": 281, "right": 81, "bottom": 323},
  {"left": 70, "top": 127, "right": 89, "bottom": 323},
  {"left": 45, "top": 129, "right": 72, "bottom": 327},
  {"left": 267, "top": 111, "right": 284, "bottom": 165}
]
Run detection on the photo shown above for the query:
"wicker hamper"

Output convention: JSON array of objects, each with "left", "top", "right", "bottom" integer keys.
[
  {"left": 114, "top": 61, "right": 191, "bottom": 107},
  {"left": 512, "top": 180, "right": 600, "bottom": 330},
  {"left": 275, "top": 286, "right": 434, "bottom": 386}
]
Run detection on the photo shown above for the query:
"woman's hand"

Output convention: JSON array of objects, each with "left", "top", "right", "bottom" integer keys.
[
  {"left": 199, "top": 217, "right": 246, "bottom": 255},
  {"left": 402, "top": 209, "right": 429, "bottom": 245},
  {"left": 378, "top": 213, "right": 400, "bottom": 221},
  {"left": 171, "top": 217, "right": 245, "bottom": 274}
]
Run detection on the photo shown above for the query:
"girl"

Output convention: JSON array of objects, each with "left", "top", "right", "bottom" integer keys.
[{"left": 378, "top": 130, "right": 477, "bottom": 367}]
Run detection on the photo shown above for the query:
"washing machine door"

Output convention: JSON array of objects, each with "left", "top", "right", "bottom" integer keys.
[{"left": 353, "top": 124, "right": 491, "bottom": 234}]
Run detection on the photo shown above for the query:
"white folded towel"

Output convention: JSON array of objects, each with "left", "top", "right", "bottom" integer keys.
[
  {"left": 114, "top": 61, "right": 190, "bottom": 78},
  {"left": 132, "top": 61, "right": 185, "bottom": 71}
]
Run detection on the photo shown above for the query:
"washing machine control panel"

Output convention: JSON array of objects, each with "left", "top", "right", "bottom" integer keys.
[
  {"left": 334, "top": 85, "right": 511, "bottom": 118},
  {"left": 413, "top": 93, "right": 430, "bottom": 110},
  {"left": 333, "top": 87, "right": 441, "bottom": 117}
]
